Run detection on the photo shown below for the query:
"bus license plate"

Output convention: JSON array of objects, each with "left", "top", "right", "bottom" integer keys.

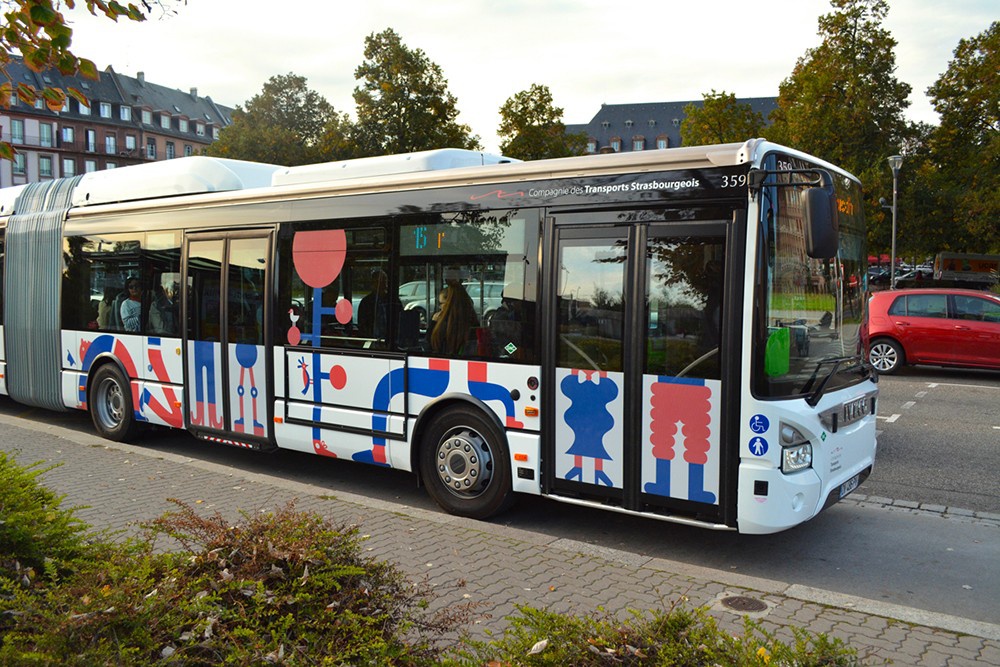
[{"left": 839, "top": 474, "right": 860, "bottom": 499}]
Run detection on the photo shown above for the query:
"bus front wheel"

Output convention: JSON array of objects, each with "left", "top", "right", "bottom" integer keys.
[
  {"left": 90, "top": 364, "right": 139, "bottom": 442},
  {"left": 420, "top": 405, "right": 515, "bottom": 520}
]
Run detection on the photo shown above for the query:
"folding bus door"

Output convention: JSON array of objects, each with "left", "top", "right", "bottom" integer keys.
[
  {"left": 184, "top": 232, "right": 273, "bottom": 449},
  {"left": 545, "top": 218, "right": 728, "bottom": 520}
]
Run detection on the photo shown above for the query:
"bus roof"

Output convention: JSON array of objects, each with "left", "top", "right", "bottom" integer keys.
[{"left": 271, "top": 149, "right": 519, "bottom": 187}]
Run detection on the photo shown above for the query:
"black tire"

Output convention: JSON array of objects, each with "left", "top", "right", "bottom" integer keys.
[
  {"left": 89, "top": 364, "right": 139, "bottom": 442},
  {"left": 419, "top": 405, "right": 515, "bottom": 519},
  {"left": 869, "top": 338, "right": 904, "bottom": 374}
]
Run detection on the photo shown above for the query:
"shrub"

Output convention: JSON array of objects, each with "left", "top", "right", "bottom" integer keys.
[{"left": 448, "top": 603, "right": 867, "bottom": 666}]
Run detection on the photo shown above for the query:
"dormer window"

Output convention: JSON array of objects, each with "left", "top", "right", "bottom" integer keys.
[
  {"left": 601, "top": 120, "right": 610, "bottom": 129},
  {"left": 625, "top": 120, "right": 633, "bottom": 128},
  {"left": 160, "top": 113, "right": 171, "bottom": 129}
]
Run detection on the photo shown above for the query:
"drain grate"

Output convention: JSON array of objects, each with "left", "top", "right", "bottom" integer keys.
[{"left": 720, "top": 595, "right": 768, "bottom": 612}]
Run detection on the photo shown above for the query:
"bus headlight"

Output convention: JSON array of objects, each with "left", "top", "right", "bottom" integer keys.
[
  {"left": 780, "top": 423, "right": 813, "bottom": 473},
  {"left": 782, "top": 443, "right": 813, "bottom": 472}
]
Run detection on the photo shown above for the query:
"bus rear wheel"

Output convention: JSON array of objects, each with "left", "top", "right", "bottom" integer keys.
[
  {"left": 90, "top": 364, "right": 139, "bottom": 442},
  {"left": 420, "top": 405, "right": 514, "bottom": 520}
]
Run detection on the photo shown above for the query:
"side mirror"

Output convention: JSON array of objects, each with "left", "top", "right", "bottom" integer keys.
[{"left": 804, "top": 187, "right": 839, "bottom": 259}]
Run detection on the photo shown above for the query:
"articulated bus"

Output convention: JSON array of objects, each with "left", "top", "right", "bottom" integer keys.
[{"left": 0, "top": 139, "right": 878, "bottom": 533}]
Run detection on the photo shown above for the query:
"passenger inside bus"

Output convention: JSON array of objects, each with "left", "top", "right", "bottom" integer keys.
[
  {"left": 430, "top": 281, "right": 479, "bottom": 356},
  {"left": 357, "top": 269, "right": 401, "bottom": 343},
  {"left": 149, "top": 274, "right": 180, "bottom": 336},
  {"left": 120, "top": 278, "right": 142, "bottom": 332}
]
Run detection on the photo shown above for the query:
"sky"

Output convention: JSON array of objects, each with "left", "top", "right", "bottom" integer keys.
[{"left": 65, "top": 0, "right": 996, "bottom": 153}]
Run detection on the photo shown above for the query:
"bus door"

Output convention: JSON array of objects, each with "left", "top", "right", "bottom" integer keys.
[
  {"left": 183, "top": 232, "right": 273, "bottom": 449},
  {"left": 545, "top": 218, "right": 729, "bottom": 520}
]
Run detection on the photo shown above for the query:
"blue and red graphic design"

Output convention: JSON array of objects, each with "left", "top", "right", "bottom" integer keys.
[
  {"left": 560, "top": 369, "right": 618, "bottom": 487},
  {"left": 645, "top": 376, "right": 716, "bottom": 503}
]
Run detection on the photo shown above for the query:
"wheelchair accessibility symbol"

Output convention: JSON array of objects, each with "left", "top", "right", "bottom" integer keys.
[
  {"left": 749, "top": 414, "right": 769, "bottom": 434},
  {"left": 749, "top": 437, "right": 769, "bottom": 456}
]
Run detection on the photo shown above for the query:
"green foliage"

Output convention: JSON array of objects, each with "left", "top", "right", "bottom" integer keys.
[
  {"left": 497, "top": 83, "right": 587, "bottom": 160},
  {"left": 0, "top": 0, "right": 172, "bottom": 157},
  {"left": 921, "top": 21, "right": 1000, "bottom": 253},
  {"left": 206, "top": 73, "right": 355, "bottom": 166},
  {"left": 450, "top": 604, "right": 866, "bottom": 666},
  {"left": 0, "top": 451, "right": 103, "bottom": 573},
  {"left": 680, "top": 90, "right": 766, "bottom": 146},
  {"left": 769, "top": 0, "right": 911, "bottom": 254},
  {"left": 352, "top": 28, "right": 481, "bottom": 156},
  {"left": 1, "top": 490, "right": 463, "bottom": 665}
]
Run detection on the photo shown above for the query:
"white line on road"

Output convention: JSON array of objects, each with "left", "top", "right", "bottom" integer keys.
[
  {"left": 901, "top": 401, "right": 916, "bottom": 409},
  {"left": 915, "top": 391, "right": 928, "bottom": 398},
  {"left": 877, "top": 414, "right": 901, "bottom": 422}
]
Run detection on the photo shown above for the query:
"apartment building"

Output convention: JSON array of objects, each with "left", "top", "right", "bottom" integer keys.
[
  {"left": 566, "top": 98, "right": 778, "bottom": 154},
  {"left": 1, "top": 57, "right": 232, "bottom": 187}
]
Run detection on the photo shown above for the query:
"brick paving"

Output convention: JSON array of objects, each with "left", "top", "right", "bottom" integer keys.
[{"left": 2, "top": 412, "right": 998, "bottom": 666}]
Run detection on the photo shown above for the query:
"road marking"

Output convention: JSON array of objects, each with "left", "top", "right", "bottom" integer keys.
[
  {"left": 877, "top": 414, "right": 901, "bottom": 423},
  {"left": 901, "top": 401, "right": 916, "bottom": 409},
  {"left": 915, "top": 391, "right": 928, "bottom": 398},
  {"left": 926, "top": 381, "right": 1000, "bottom": 390}
]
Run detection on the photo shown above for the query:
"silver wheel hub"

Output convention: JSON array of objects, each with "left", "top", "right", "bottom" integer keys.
[
  {"left": 96, "top": 378, "right": 125, "bottom": 428},
  {"left": 870, "top": 343, "right": 897, "bottom": 372},
  {"left": 435, "top": 427, "right": 493, "bottom": 498}
]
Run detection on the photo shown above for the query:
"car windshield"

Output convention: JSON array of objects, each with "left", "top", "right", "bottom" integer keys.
[{"left": 754, "top": 153, "right": 871, "bottom": 399}]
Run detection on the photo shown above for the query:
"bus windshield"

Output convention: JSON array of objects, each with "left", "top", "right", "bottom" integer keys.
[{"left": 755, "top": 154, "right": 869, "bottom": 399}]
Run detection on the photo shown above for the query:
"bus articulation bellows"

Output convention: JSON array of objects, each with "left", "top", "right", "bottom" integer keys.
[{"left": 0, "top": 139, "right": 878, "bottom": 533}]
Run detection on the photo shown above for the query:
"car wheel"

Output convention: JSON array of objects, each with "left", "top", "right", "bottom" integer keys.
[
  {"left": 869, "top": 338, "right": 904, "bottom": 374},
  {"left": 419, "top": 405, "right": 515, "bottom": 519},
  {"left": 90, "top": 363, "right": 139, "bottom": 441}
]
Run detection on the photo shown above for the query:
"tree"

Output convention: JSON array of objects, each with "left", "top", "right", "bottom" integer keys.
[
  {"left": 923, "top": 21, "right": 1000, "bottom": 253},
  {"left": 206, "top": 73, "right": 354, "bottom": 166},
  {"left": 768, "top": 0, "right": 911, "bottom": 254},
  {"left": 1, "top": 0, "right": 170, "bottom": 160},
  {"left": 351, "top": 28, "right": 480, "bottom": 157},
  {"left": 497, "top": 84, "right": 586, "bottom": 160},
  {"left": 679, "top": 91, "right": 766, "bottom": 146}
]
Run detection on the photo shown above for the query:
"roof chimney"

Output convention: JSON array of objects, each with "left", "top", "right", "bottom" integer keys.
[
  {"left": 137, "top": 71, "right": 145, "bottom": 86},
  {"left": 190, "top": 87, "right": 198, "bottom": 99}
]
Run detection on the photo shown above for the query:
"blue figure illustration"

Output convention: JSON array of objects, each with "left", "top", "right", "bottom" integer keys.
[
  {"left": 191, "top": 340, "right": 223, "bottom": 429},
  {"left": 466, "top": 361, "right": 524, "bottom": 428},
  {"left": 233, "top": 343, "right": 263, "bottom": 436},
  {"left": 560, "top": 370, "right": 618, "bottom": 486},
  {"left": 355, "top": 360, "right": 451, "bottom": 466}
]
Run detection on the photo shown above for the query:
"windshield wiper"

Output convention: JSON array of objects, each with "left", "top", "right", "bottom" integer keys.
[{"left": 802, "top": 356, "right": 865, "bottom": 407}]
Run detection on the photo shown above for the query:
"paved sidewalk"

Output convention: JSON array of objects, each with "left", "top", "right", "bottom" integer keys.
[{"left": 2, "top": 412, "right": 998, "bottom": 666}]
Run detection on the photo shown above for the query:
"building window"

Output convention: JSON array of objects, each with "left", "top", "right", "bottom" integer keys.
[
  {"left": 84, "top": 159, "right": 97, "bottom": 173},
  {"left": 34, "top": 98, "right": 44, "bottom": 110},
  {"left": 13, "top": 154, "right": 25, "bottom": 175},
  {"left": 106, "top": 162, "right": 117, "bottom": 169},
  {"left": 146, "top": 138, "right": 157, "bottom": 159},
  {"left": 160, "top": 114, "right": 171, "bottom": 130},
  {"left": 656, "top": 135, "right": 669, "bottom": 150},
  {"left": 179, "top": 118, "right": 189, "bottom": 132},
  {"left": 625, "top": 120, "right": 633, "bottom": 128},
  {"left": 105, "top": 134, "right": 117, "bottom": 154},
  {"left": 195, "top": 122, "right": 206, "bottom": 137},
  {"left": 78, "top": 100, "right": 91, "bottom": 115},
  {"left": 99, "top": 102, "right": 112, "bottom": 118},
  {"left": 648, "top": 119, "right": 656, "bottom": 127},
  {"left": 610, "top": 137, "right": 621, "bottom": 152},
  {"left": 39, "top": 123, "right": 53, "bottom": 147},
  {"left": 39, "top": 155, "right": 53, "bottom": 178},
  {"left": 61, "top": 100, "right": 69, "bottom": 113},
  {"left": 184, "top": 144, "right": 193, "bottom": 157},
  {"left": 62, "top": 126, "right": 75, "bottom": 144},
  {"left": 125, "top": 135, "right": 137, "bottom": 151},
  {"left": 166, "top": 142, "right": 175, "bottom": 159},
  {"left": 62, "top": 158, "right": 76, "bottom": 176},
  {"left": 632, "top": 136, "right": 645, "bottom": 151},
  {"left": 586, "top": 139, "right": 597, "bottom": 154},
  {"left": 85, "top": 129, "right": 97, "bottom": 152},
  {"left": 121, "top": 106, "right": 132, "bottom": 121},
  {"left": 212, "top": 127, "right": 219, "bottom": 140},
  {"left": 10, "top": 119, "right": 24, "bottom": 144},
  {"left": 142, "top": 109, "right": 152, "bottom": 125},
  {"left": 601, "top": 120, "right": 610, "bottom": 129}
]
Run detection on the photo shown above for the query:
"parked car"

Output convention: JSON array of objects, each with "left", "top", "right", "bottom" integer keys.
[
  {"left": 866, "top": 288, "right": 1000, "bottom": 374},
  {"left": 892, "top": 267, "right": 934, "bottom": 287}
]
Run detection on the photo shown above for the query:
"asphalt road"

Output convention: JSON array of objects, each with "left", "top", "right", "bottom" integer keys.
[{"left": 1, "top": 365, "right": 998, "bottom": 624}]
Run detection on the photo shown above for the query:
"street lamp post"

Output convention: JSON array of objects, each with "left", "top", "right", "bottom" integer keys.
[{"left": 888, "top": 155, "right": 903, "bottom": 288}]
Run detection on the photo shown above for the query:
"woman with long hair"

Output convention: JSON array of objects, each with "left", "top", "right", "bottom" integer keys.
[{"left": 431, "top": 281, "right": 479, "bottom": 355}]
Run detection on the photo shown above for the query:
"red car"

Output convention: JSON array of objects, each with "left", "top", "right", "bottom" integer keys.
[{"left": 866, "top": 288, "right": 1000, "bottom": 374}]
